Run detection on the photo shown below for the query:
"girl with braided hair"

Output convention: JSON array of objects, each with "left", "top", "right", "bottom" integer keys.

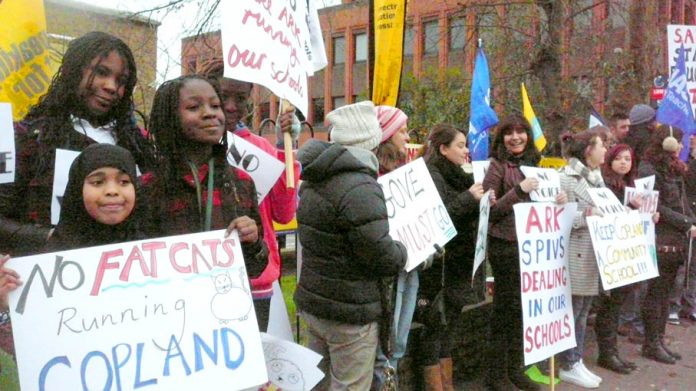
[{"left": 0, "top": 31, "right": 154, "bottom": 256}]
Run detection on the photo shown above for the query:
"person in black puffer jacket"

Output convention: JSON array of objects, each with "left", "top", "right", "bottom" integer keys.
[{"left": 295, "top": 101, "right": 407, "bottom": 390}]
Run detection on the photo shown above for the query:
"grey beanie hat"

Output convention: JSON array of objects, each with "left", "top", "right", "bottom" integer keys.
[
  {"left": 629, "top": 104, "right": 656, "bottom": 126},
  {"left": 328, "top": 101, "right": 382, "bottom": 151}
]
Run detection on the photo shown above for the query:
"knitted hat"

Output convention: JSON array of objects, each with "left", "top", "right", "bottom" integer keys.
[
  {"left": 629, "top": 104, "right": 656, "bottom": 126},
  {"left": 376, "top": 105, "right": 408, "bottom": 143},
  {"left": 328, "top": 101, "right": 382, "bottom": 150}
]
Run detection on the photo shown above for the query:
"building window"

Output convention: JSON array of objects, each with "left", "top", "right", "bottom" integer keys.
[
  {"left": 355, "top": 32, "right": 367, "bottom": 62},
  {"left": 574, "top": 0, "right": 593, "bottom": 30},
  {"left": 404, "top": 25, "right": 414, "bottom": 56},
  {"left": 333, "top": 96, "right": 346, "bottom": 109},
  {"left": 423, "top": 20, "right": 439, "bottom": 56},
  {"left": 333, "top": 36, "right": 346, "bottom": 64},
  {"left": 449, "top": 18, "right": 466, "bottom": 50},
  {"left": 313, "top": 98, "right": 325, "bottom": 124}
]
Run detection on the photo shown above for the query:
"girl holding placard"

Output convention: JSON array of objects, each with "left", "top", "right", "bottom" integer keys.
[{"left": 142, "top": 75, "right": 267, "bottom": 310}]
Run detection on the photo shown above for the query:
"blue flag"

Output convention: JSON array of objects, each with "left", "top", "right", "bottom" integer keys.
[
  {"left": 656, "top": 44, "right": 696, "bottom": 161},
  {"left": 468, "top": 48, "right": 498, "bottom": 161}
]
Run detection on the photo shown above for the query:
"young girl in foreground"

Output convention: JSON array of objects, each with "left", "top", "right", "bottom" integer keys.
[
  {"left": 1, "top": 143, "right": 142, "bottom": 309},
  {"left": 142, "top": 75, "right": 267, "bottom": 316}
]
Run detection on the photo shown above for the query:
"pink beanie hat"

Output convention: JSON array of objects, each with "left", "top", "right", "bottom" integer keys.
[{"left": 375, "top": 105, "right": 408, "bottom": 143}]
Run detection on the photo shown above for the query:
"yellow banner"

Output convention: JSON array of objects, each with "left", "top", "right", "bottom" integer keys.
[
  {"left": 372, "top": 0, "right": 406, "bottom": 106},
  {"left": 0, "top": 0, "right": 56, "bottom": 120}
]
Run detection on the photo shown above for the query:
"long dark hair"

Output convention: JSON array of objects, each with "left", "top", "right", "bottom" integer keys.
[
  {"left": 25, "top": 32, "right": 153, "bottom": 171},
  {"left": 148, "top": 75, "right": 226, "bottom": 194},
  {"left": 424, "top": 123, "right": 465, "bottom": 163},
  {"left": 490, "top": 115, "right": 540, "bottom": 165},
  {"left": 643, "top": 125, "right": 687, "bottom": 176},
  {"left": 601, "top": 143, "right": 636, "bottom": 197}
]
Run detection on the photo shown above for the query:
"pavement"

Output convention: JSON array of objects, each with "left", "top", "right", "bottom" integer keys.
[{"left": 456, "top": 317, "right": 696, "bottom": 390}]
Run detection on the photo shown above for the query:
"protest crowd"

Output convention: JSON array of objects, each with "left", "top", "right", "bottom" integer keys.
[{"left": 1, "top": 25, "right": 696, "bottom": 391}]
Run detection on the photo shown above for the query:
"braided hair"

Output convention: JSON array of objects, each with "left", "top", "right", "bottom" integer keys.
[
  {"left": 148, "top": 75, "right": 227, "bottom": 193},
  {"left": 25, "top": 31, "right": 153, "bottom": 169}
]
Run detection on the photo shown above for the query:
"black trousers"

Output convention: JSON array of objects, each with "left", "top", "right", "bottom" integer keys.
[
  {"left": 595, "top": 284, "right": 633, "bottom": 355},
  {"left": 254, "top": 297, "right": 271, "bottom": 332},
  {"left": 642, "top": 250, "right": 684, "bottom": 342},
  {"left": 486, "top": 237, "right": 525, "bottom": 375}
]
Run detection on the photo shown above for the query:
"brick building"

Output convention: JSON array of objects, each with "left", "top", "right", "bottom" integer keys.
[
  {"left": 44, "top": 0, "right": 159, "bottom": 118},
  {"left": 181, "top": 0, "right": 696, "bottom": 131}
]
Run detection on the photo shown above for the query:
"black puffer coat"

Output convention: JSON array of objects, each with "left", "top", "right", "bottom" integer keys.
[
  {"left": 422, "top": 155, "right": 485, "bottom": 310},
  {"left": 294, "top": 140, "right": 407, "bottom": 325}
]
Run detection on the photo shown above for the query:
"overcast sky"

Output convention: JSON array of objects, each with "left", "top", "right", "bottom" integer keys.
[{"left": 75, "top": 0, "right": 341, "bottom": 83}]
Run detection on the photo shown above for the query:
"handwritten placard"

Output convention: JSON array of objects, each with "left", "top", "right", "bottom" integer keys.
[
  {"left": 404, "top": 143, "right": 423, "bottom": 163},
  {"left": 257, "top": 333, "right": 324, "bottom": 390},
  {"left": 50, "top": 148, "right": 80, "bottom": 224},
  {"left": 520, "top": 166, "right": 561, "bottom": 202},
  {"left": 227, "top": 133, "right": 285, "bottom": 204},
  {"left": 624, "top": 187, "right": 659, "bottom": 214},
  {"left": 0, "top": 103, "right": 15, "bottom": 184},
  {"left": 587, "top": 211, "right": 659, "bottom": 290},
  {"left": 588, "top": 187, "right": 625, "bottom": 215},
  {"left": 472, "top": 160, "right": 490, "bottom": 184},
  {"left": 377, "top": 158, "right": 457, "bottom": 271},
  {"left": 220, "top": 0, "right": 312, "bottom": 116},
  {"left": 8, "top": 230, "right": 267, "bottom": 391},
  {"left": 472, "top": 190, "right": 491, "bottom": 281},
  {"left": 514, "top": 202, "right": 577, "bottom": 365},
  {"left": 634, "top": 175, "right": 655, "bottom": 192}
]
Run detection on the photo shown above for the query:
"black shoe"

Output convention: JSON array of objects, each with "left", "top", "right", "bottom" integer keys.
[
  {"left": 660, "top": 339, "right": 682, "bottom": 360},
  {"left": 642, "top": 341, "right": 676, "bottom": 364},
  {"left": 597, "top": 354, "right": 633, "bottom": 374},
  {"left": 508, "top": 370, "right": 540, "bottom": 391}
]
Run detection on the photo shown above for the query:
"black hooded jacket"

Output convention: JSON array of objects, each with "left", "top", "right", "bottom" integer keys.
[{"left": 294, "top": 140, "right": 407, "bottom": 325}]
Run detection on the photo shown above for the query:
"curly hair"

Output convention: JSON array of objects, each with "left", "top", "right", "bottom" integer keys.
[
  {"left": 490, "top": 115, "right": 540, "bottom": 165},
  {"left": 643, "top": 124, "right": 687, "bottom": 176}
]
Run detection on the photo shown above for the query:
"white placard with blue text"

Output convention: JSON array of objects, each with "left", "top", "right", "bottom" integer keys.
[
  {"left": 514, "top": 202, "right": 577, "bottom": 365},
  {"left": 377, "top": 158, "right": 457, "bottom": 271},
  {"left": 0, "top": 103, "right": 15, "bottom": 184},
  {"left": 227, "top": 133, "right": 285, "bottom": 204},
  {"left": 8, "top": 230, "right": 267, "bottom": 391},
  {"left": 520, "top": 166, "right": 561, "bottom": 202}
]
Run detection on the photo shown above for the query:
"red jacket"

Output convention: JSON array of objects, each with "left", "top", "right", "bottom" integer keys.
[{"left": 233, "top": 128, "right": 300, "bottom": 299}]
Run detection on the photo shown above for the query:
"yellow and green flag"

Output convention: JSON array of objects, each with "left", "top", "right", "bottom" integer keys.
[
  {"left": 0, "top": 0, "right": 56, "bottom": 120},
  {"left": 372, "top": 0, "right": 407, "bottom": 106},
  {"left": 521, "top": 82, "right": 546, "bottom": 152}
]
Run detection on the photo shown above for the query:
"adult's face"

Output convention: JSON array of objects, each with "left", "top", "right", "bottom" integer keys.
[
  {"left": 611, "top": 119, "right": 630, "bottom": 140},
  {"left": 388, "top": 125, "right": 410, "bottom": 154},
  {"left": 585, "top": 136, "right": 607, "bottom": 168},
  {"left": 503, "top": 126, "right": 528, "bottom": 156}
]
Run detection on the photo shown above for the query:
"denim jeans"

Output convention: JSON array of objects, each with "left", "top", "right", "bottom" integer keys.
[
  {"left": 561, "top": 295, "right": 594, "bottom": 368},
  {"left": 373, "top": 269, "right": 419, "bottom": 389}
]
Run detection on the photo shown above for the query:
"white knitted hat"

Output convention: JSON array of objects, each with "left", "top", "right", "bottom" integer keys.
[{"left": 328, "top": 101, "right": 382, "bottom": 151}]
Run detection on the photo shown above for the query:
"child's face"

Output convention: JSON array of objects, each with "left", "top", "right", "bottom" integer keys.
[
  {"left": 610, "top": 150, "right": 632, "bottom": 176},
  {"left": 178, "top": 79, "right": 225, "bottom": 145},
  {"left": 77, "top": 50, "right": 129, "bottom": 118},
  {"left": 82, "top": 167, "right": 135, "bottom": 225}
]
